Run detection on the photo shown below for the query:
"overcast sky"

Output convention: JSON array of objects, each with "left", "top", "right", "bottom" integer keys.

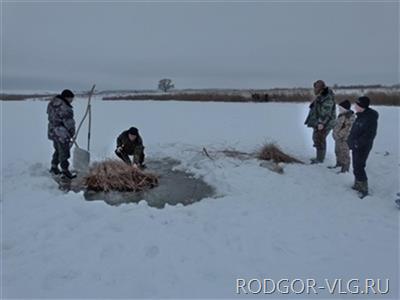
[{"left": 2, "top": 1, "right": 399, "bottom": 91}]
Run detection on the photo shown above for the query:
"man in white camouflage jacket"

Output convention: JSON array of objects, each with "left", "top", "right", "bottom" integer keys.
[{"left": 47, "top": 89, "right": 76, "bottom": 179}]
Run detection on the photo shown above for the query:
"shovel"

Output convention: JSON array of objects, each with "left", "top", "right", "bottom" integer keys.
[
  {"left": 73, "top": 145, "right": 91, "bottom": 173},
  {"left": 71, "top": 84, "right": 96, "bottom": 173}
]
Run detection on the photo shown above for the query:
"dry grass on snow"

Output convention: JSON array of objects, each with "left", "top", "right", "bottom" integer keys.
[
  {"left": 84, "top": 160, "right": 158, "bottom": 192},
  {"left": 257, "top": 143, "right": 304, "bottom": 164}
]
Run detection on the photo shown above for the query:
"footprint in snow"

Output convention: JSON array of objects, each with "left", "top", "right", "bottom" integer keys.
[
  {"left": 108, "top": 223, "right": 123, "bottom": 233},
  {"left": 28, "top": 163, "right": 48, "bottom": 177},
  {"left": 100, "top": 243, "right": 122, "bottom": 259},
  {"left": 203, "top": 223, "right": 216, "bottom": 234},
  {"left": 145, "top": 245, "right": 160, "bottom": 258},
  {"left": 2, "top": 241, "right": 14, "bottom": 251},
  {"left": 42, "top": 269, "right": 80, "bottom": 290}
]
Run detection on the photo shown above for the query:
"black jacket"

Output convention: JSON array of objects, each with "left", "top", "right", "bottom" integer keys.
[
  {"left": 347, "top": 108, "right": 379, "bottom": 151},
  {"left": 116, "top": 130, "right": 143, "bottom": 154}
]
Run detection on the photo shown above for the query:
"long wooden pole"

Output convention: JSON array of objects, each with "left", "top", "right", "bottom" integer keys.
[
  {"left": 87, "top": 84, "right": 95, "bottom": 151},
  {"left": 71, "top": 84, "right": 96, "bottom": 148}
]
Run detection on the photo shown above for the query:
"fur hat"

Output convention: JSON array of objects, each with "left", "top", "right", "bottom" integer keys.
[
  {"left": 339, "top": 99, "right": 351, "bottom": 110},
  {"left": 356, "top": 96, "right": 370, "bottom": 109}
]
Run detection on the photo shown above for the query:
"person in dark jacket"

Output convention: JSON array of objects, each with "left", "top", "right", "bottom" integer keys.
[
  {"left": 347, "top": 96, "right": 379, "bottom": 198},
  {"left": 304, "top": 80, "right": 336, "bottom": 163},
  {"left": 115, "top": 127, "right": 145, "bottom": 167},
  {"left": 47, "top": 89, "right": 76, "bottom": 179}
]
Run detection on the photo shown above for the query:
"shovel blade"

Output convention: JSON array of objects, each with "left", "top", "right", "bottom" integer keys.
[{"left": 73, "top": 146, "right": 90, "bottom": 172}]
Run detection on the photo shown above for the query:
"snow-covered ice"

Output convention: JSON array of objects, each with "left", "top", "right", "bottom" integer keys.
[{"left": 2, "top": 98, "right": 399, "bottom": 298}]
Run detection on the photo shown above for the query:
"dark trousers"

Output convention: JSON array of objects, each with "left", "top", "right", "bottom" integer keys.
[
  {"left": 51, "top": 141, "right": 71, "bottom": 170},
  {"left": 352, "top": 148, "right": 371, "bottom": 182},
  {"left": 115, "top": 147, "right": 145, "bottom": 165},
  {"left": 312, "top": 128, "right": 330, "bottom": 150}
]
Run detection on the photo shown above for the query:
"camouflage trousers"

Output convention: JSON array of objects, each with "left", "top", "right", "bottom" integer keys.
[
  {"left": 334, "top": 139, "right": 350, "bottom": 169},
  {"left": 312, "top": 128, "right": 331, "bottom": 150},
  {"left": 51, "top": 141, "right": 71, "bottom": 171}
]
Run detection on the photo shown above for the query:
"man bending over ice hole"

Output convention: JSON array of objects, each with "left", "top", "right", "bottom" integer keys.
[{"left": 115, "top": 127, "right": 146, "bottom": 168}]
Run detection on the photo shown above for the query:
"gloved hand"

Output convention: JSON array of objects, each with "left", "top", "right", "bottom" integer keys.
[{"left": 116, "top": 146, "right": 123, "bottom": 153}]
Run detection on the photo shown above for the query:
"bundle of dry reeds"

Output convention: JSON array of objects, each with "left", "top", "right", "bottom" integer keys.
[
  {"left": 84, "top": 160, "right": 158, "bottom": 192},
  {"left": 257, "top": 143, "right": 303, "bottom": 164}
]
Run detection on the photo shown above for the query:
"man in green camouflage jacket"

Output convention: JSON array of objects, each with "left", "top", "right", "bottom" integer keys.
[{"left": 304, "top": 80, "right": 336, "bottom": 164}]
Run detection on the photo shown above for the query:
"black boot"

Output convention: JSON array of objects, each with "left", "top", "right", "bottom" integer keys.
[
  {"left": 352, "top": 180, "right": 361, "bottom": 191},
  {"left": 49, "top": 165, "right": 61, "bottom": 175},
  {"left": 319, "top": 149, "right": 326, "bottom": 163},
  {"left": 61, "top": 169, "right": 77, "bottom": 179},
  {"left": 310, "top": 149, "right": 325, "bottom": 164},
  {"left": 358, "top": 181, "right": 369, "bottom": 199}
]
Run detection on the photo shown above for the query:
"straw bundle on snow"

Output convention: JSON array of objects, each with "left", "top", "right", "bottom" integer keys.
[
  {"left": 84, "top": 159, "right": 158, "bottom": 192},
  {"left": 257, "top": 143, "right": 303, "bottom": 164}
]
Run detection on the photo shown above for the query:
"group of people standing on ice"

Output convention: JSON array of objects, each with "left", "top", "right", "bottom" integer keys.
[
  {"left": 305, "top": 80, "right": 379, "bottom": 198},
  {"left": 46, "top": 82, "right": 378, "bottom": 199}
]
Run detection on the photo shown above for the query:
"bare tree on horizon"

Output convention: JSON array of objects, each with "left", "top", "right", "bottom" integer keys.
[{"left": 158, "top": 79, "right": 175, "bottom": 92}]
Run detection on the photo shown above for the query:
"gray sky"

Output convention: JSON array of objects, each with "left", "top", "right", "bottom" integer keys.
[{"left": 2, "top": 1, "right": 399, "bottom": 91}]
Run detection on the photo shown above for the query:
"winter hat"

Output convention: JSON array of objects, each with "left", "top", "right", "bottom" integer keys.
[
  {"left": 313, "top": 80, "right": 326, "bottom": 89},
  {"left": 61, "top": 89, "right": 75, "bottom": 99},
  {"left": 356, "top": 96, "right": 370, "bottom": 109},
  {"left": 128, "top": 127, "right": 139, "bottom": 136},
  {"left": 339, "top": 99, "right": 351, "bottom": 110}
]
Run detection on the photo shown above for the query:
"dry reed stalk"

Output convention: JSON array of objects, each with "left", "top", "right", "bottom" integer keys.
[
  {"left": 257, "top": 143, "right": 303, "bottom": 164},
  {"left": 84, "top": 159, "right": 158, "bottom": 192}
]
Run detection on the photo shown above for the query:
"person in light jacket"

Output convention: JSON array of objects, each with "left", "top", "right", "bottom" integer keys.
[{"left": 329, "top": 100, "right": 355, "bottom": 173}]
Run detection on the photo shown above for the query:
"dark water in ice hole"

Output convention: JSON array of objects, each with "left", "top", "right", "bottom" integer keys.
[{"left": 83, "top": 158, "right": 215, "bottom": 208}]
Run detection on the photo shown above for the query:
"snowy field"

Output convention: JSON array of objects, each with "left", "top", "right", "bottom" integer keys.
[{"left": 2, "top": 98, "right": 399, "bottom": 298}]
